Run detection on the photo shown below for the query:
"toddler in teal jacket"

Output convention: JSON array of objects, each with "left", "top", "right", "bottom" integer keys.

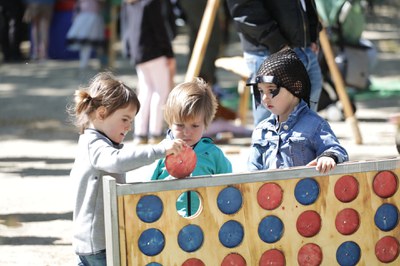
[{"left": 151, "top": 78, "right": 232, "bottom": 216}]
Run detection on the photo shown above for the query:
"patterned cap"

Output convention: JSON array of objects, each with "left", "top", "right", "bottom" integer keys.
[{"left": 256, "top": 48, "right": 311, "bottom": 105}]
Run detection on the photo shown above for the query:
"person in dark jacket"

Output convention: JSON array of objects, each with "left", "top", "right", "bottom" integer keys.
[
  {"left": 226, "top": 0, "right": 323, "bottom": 126},
  {"left": 120, "top": 0, "right": 176, "bottom": 144}
]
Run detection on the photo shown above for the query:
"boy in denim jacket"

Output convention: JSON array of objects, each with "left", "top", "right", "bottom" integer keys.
[{"left": 247, "top": 49, "right": 348, "bottom": 174}]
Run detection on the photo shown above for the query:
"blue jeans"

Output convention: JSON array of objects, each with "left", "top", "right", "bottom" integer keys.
[
  {"left": 78, "top": 250, "right": 107, "bottom": 266},
  {"left": 244, "top": 47, "right": 322, "bottom": 125}
]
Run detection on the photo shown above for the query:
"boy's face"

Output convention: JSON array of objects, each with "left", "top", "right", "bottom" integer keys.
[
  {"left": 258, "top": 83, "right": 299, "bottom": 120},
  {"left": 170, "top": 114, "right": 205, "bottom": 147}
]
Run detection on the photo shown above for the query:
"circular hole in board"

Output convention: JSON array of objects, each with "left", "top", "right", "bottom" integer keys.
[{"left": 176, "top": 190, "right": 202, "bottom": 218}]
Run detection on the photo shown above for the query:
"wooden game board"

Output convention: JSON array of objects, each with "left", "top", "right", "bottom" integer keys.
[{"left": 104, "top": 158, "right": 400, "bottom": 265}]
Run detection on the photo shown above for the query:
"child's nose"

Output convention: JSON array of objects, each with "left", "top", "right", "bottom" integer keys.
[{"left": 183, "top": 127, "right": 190, "bottom": 135}]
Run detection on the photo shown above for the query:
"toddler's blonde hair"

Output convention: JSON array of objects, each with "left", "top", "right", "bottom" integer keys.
[{"left": 164, "top": 78, "right": 217, "bottom": 128}]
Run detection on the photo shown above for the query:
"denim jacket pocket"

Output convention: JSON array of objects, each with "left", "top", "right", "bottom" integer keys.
[{"left": 288, "top": 136, "right": 308, "bottom": 166}]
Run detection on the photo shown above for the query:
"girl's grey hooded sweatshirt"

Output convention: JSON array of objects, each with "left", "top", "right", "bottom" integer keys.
[{"left": 70, "top": 128, "right": 165, "bottom": 255}]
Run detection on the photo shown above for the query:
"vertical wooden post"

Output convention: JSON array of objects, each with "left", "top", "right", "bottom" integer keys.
[
  {"left": 319, "top": 28, "right": 363, "bottom": 144},
  {"left": 103, "top": 176, "right": 120, "bottom": 266},
  {"left": 184, "top": 0, "right": 220, "bottom": 82}
]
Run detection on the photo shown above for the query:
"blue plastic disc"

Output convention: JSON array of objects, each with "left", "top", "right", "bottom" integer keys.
[
  {"left": 217, "top": 186, "right": 243, "bottom": 214},
  {"left": 146, "top": 263, "right": 162, "bottom": 266},
  {"left": 136, "top": 195, "right": 163, "bottom": 223},
  {"left": 258, "top": 215, "right": 284, "bottom": 243},
  {"left": 218, "top": 220, "right": 244, "bottom": 248},
  {"left": 294, "top": 178, "right": 320, "bottom": 205},
  {"left": 178, "top": 224, "right": 204, "bottom": 252},
  {"left": 336, "top": 241, "right": 361, "bottom": 266},
  {"left": 374, "top": 203, "right": 399, "bottom": 231},
  {"left": 138, "top": 228, "right": 165, "bottom": 256}
]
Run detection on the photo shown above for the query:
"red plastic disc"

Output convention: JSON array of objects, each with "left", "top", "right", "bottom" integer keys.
[
  {"left": 259, "top": 249, "right": 285, "bottom": 266},
  {"left": 334, "top": 175, "right": 359, "bottom": 202},
  {"left": 165, "top": 145, "right": 197, "bottom": 178},
  {"left": 296, "top": 210, "right": 322, "bottom": 237},
  {"left": 221, "top": 253, "right": 246, "bottom": 266},
  {"left": 335, "top": 208, "right": 360, "bottom": 235},
  {"left": 373, "top": 171, "right": 398, "bottom": 198},
  {"left": 375, "top": 236, "right": 400, "bottom": 263},
  {"left": 257, "top": 183, "right": 283, "bottom": 210},
  {"left": 182, "top": 258, "right": 205, "bottom": 266},
  {"left": 297, "top": 243, "right": 323, "bottom": 266}
]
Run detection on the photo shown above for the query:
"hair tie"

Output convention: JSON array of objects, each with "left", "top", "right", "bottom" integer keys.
[{"left": 83, "top": 96, "right": 92, "bottom": 103}]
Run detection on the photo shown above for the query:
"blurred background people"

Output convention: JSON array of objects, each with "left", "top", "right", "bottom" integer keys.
[
  {"left": 226, "top": 0, "right": 323, "bottom": 126},
  {"left": 0, "top": 0, "right": 26, "bottom": 62},
  {"left": 23, "top": 0, "right": 56, "bottom": 61},
  {"left": 120, "top": 0, "right": 176, "bottom": 144},
  {"left": 66, "top": 0, "right": 105, "bottom": 75}
]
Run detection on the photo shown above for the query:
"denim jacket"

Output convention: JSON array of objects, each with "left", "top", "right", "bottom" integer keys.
[{"left": 248, "top": 100, "right": 348, "bottom": 171}]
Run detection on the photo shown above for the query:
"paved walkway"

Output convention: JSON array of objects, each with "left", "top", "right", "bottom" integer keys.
[{"left": 0, "top": 2, "right": 399, "bottom": 265}]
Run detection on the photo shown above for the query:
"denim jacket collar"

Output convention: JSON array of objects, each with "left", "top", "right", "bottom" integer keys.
[{"left": 258, "top": 100, "right": 309, "bottom": 133}]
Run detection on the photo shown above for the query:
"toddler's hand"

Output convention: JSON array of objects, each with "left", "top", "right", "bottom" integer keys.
[
  {"left": 160, "top": 139, "right": 186, "bottom": 156},
  {"left": 307, "top": 157, "right": 336, "bottom": 174}
]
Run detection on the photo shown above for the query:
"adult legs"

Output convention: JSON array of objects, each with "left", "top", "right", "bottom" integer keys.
[
  {"left": 37, "top": 9, "right": 52, "bottom": 60},
  {"left": 30, "top": 18, "right": 39, "bottom": 60},
  {"left": 134, "top": 56, "right": 170, "bottom": 140},
  {"left": 79, "top": 44, "right": 92, "bottom": 70}
]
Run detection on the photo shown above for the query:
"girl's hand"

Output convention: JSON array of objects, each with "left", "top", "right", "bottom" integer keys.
[
  {"left": 160, "top": 139, "right": 186, "bottom": 156},
  {"left": 307, "top": 157, "right": 336, "bottom": 174}
]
